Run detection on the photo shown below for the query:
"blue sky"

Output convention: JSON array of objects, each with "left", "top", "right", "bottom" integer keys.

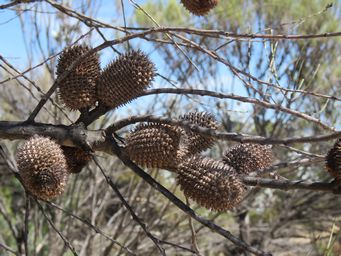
[
  {"left": 0, "top": 6, "right": 28, "bottom": 66},
  {"left": 0, "top": 1, "right": 126, "bottom": 67},
  {"left": 0, "top": 0, "right": 265, "bottom": 126}
]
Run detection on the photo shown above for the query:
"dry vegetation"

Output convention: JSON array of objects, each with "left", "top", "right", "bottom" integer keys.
[{"left": 1, "top": 1, "right": 341, "bottom": 255}]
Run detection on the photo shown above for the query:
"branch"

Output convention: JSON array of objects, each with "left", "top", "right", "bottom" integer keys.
[
  {"left": 108, "top": 115, "right": 341, "bottom": 145},
  {"left": 35, "top": 199, "right": 78, "bottom": 256},
  {"left": 0, "top": 0, "right": 25, "bottom": 9},
  {"left": 0, "top": 29, "right": 94, "bottom": 86},
  {"left": 0, "top": 121, "right": 110, "bottom": 153},
  {"left": 76, "top": 104, "right": 110, "bottom": 126},
  {"left": 23, "top": 196, "right": 30, "bottom": 256},
  {"left": 0, "top": 120, "right": 340, "bottom": 151},
  {"left": 0, "top": 242, "right": 17, "bottom": 255},
  {"left": 124, "top": 27, "right": 341, "bottom": 40},
  {"left": 46, "top": 203, "right": 136, "bottom": 255},
  {"left": 107, "top": 136, "right": 271, "bottom": 256},
  {"left": 0, "top": 55, "right": 72, "bottom": 123},
  {"left": 241, "top": 177, "right": 341, "bottom": 194},
  {"left": 44, "top": 1, "right": 341, "bottom": 40},
  {"left": 141, "top": 88, "right": 334, "bottom": 131},
  {"left": 2, "top": 119, "right": 339, "bottom": 254},
  {"left": 27, "top": 27, "right": 190, "bottom": 122},
  {"left": 93, "top": 157, "right": 166, "bottom": 256}
]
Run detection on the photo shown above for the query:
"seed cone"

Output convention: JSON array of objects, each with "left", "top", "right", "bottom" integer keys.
[
  {"left": 326, "top": 139, "right": 341, "bottom": 181},
  {"left": 223, "top": 144, "right": 273, "bottom": 175},
  {"left": 56, "top": 44, "right": 100, "bottom": 110},
  {"left": 125, "top": 123, "right": 181, "bottom": 169},
  {"left": 97, "top": 50, "right": 156, "bottom": 109},
  {"left": 61, "top": 146, "right": 92, "bottom": 174},
  {"left": 16, "top": 136, "right": 68, "bottom": 200},
  {"left": 177, "top": 155, "right": 246, "bottom": 211},
  {"left": 180, "top": 0, "right": 218, "bottom": 16},
  {"left": 180, "top": 111, "right": 218, "bottom": 154}
]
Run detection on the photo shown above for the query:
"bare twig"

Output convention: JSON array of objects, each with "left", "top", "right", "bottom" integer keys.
[
  {"left": 35, "top": 200, "right": 78, "bottom": 256},
  {"left": 241, "top": 177, "right": 340, "bottom": 194},
  {"left": 0, "top": 242, "right": 17, "bottom": 255},
  {"left": 46, "top": 201, "right": 136, "bottom": 255},
  {"left": 186, "top": 198, "right": 201, "bottom": 256},
  {"left": 0, "top": 55, "right": 72, "bottom": 123},
  {"left": 141, "top": 88, "right": 334, "bottom": 131},
  {"left": 107, "top": 135, "right": 271, "bottom": 256},
  {"left": 0, "top": 0, "right": 25, "bottom": 9},
  {"left": 108, "top": 115, "right": 341, "bottom": 144},
  {"left": 24, "top": 195, "right": 30, "bottom": 256},
  {"left": 0, "top": 120, "right": 340, "bottom": 151},
  {"left": 0, "top": 29, "right": 94, "bottom": 86},
  {"left": 92, "top": 157, "right": 166, "bottom": 256}
]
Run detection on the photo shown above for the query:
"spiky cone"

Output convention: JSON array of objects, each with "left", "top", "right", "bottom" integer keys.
[
  {"left": 164, "top": 146, "right": 192, "bottom": 173},
  {"left": 223, "top": 143, "right": 273, "bottom": 175},
  {"left": 56, "top": 44, "right": 100, "bottom": 110},
  {"left": 180, "top": 0, "right": 218, "bottom": 16},
  {"left": 16, "top": 136, "right": 69, "bottom": 201},
  {"left": 179, "top": 111, "right": 218, "bottom": 154},
  {"left": 125, "top": 123, "right": 181, "bottom": 169},
  {"left": 177, "top": 155, "right": 246, "bottom": 211},
  {"left": 326, "top": 139, "right": 341, "bottom": 181},
  {"left": 61, "top": 146, "right": 92, "bottom": 174},
  {"left": 97, "top": 50, "right": 156, "bottom": 109}
]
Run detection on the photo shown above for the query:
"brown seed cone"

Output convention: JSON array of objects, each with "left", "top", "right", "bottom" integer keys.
[
  {"left": 56, "top": 44, "right": 100, "bottom": 110},
  {"left": 326, "top": 139, "right": 341, "bottom": 181},
  {"left": 177, "top": 155, "right": 246, "bottom": 211},
  {"left": 180, "top": 111, "right": 218, "bottom": 154},
  {"left": 16, "top": 136, "right": 68, "bottom": 201},
  {"left": 125, "top": 123, "right": 181, "bottom": 169},
  {"left": 61, "top": 146, "right": 92, "bottom": 174},
  {"left": 165, "top": 146, "right": 192, "bottom": 173},
  {"left": 97, "top": 50, "right": 156, "bottom": 109},
  {"left": 223, "top": 144, "right": 273, "bottom": 175},
  {"left": 180, "top": 0, "right": 218, "bottom": 16}
]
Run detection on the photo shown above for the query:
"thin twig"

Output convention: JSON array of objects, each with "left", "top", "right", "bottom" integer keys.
[
  {"left": 24, "top": 195, "right": 30, "bottom": 256},
  {"left": 46, "top": 201, "right": 136, "bottom": 255},
  {"left": 0, "top": 120, "right": 341, "bottom": 151},
  {"left": 0, "top": 55, "right": 72, "bottom": 123},
  {"left": 0, "top": 29, "right": 94, "bottom": 85},
  {"left": 92, "top": 157, "right": 166, "bottom": 256},
  {"left": 107, "top": 135, "right": 271, "bottom": 256},
  {"left": 186, "top": 198, "right": 201, "bottom": 256},
  {"left": 108, "top": 115, "right": 340, "bottom": 145},
  {"left": 35, "top": 200, "right": 79, "bottom": 256},
  {"left": 0, "top": 242, "right": 17, "bottom": 255},
  {"left": 141, "top": 88, "right": 334, "bottom": 131},
  {"left": 241, "top": 177, "right": 340, "bottom": 193}
]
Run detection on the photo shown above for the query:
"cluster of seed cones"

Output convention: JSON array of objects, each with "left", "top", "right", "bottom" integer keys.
[
  {"left": 124, "top": 111, "right": 274, "bottom": 211},
  {"left": 56, "top": 45, "right": 156, "bottom": 112},
  {"left": 15, "top": 111, "right": 275, "bottom": 209},
  {"left": 16, "top": 136, "right": 91, "bottom": 201}
]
